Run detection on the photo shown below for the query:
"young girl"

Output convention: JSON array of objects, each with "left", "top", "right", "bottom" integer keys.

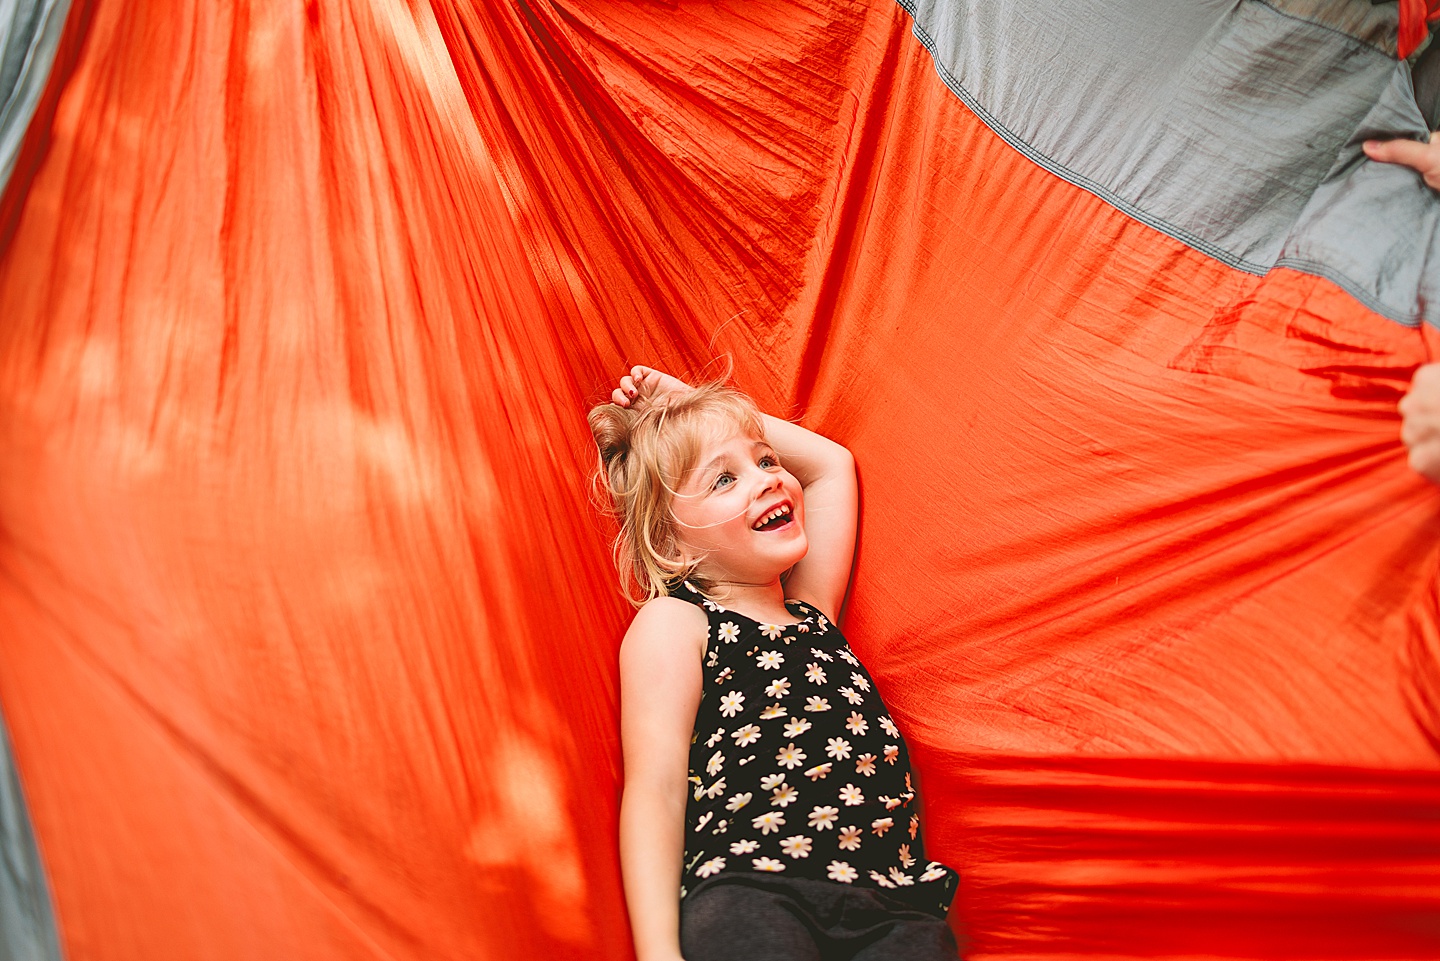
[{"left": 591, "top": 366, "right": 959, "bottom": 961}]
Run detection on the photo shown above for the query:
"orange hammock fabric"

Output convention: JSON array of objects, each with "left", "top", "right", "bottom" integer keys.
[{"left": 1, "top": 1, "right": 1438, "bottom": 959}]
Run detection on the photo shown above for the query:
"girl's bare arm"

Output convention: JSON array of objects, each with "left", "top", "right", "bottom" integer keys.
[
  {"left": 618, "top": 597, "right": 708, "bottom": 961},
  {"left": 758, "top": 413, "right": 857, "bottom": 621}
]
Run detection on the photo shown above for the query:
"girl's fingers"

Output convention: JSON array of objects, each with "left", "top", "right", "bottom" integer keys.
[{"left": 612, "top": 387, "right": 630, "bottom": 406}]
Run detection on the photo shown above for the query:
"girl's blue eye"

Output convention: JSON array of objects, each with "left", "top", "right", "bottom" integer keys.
[
  {"left": 760, "top": 455, "right": 779, "bottom": 469},
  {"left": 713, "top": 472, "right": 735, "bottom": 490}
]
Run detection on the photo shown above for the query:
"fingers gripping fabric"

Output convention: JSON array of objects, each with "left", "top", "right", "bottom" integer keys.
[{"left": 0, "top": 1, "right": 1438, "bottom": 960}]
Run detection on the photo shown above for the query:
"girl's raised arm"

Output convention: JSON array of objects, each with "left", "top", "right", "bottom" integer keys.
[
  {"left": 617, "top": 596, "right": 708, "bottom": 961},
  {"left": 758, "top": 413, "right": 856, "bottom": 620}
]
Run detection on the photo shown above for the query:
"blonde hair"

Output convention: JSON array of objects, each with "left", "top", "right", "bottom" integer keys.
[{"left": 588, "top": 381, "right": 765, "bottom": 606}]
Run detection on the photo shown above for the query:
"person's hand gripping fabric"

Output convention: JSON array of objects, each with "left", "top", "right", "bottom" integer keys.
[
  {"left": 1365, "top": 132, "right": 1440, "bottom": 191},
  {"left": 1401, "top": 363, "right": 1440, "bottom": 484}
]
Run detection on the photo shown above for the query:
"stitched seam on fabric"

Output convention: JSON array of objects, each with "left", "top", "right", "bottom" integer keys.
[
  {"left": 1252, "top": 0, "right": 1394, "bottom": 58},
  {"left": 893, "top": 0, "right": 1429, "bottom": 329},
  {"left": 894, "top": 0, "right": 1271, "bottom": 276},
  {"left": 1274, "top": 256, "right": 1425, "bottom": 327}
]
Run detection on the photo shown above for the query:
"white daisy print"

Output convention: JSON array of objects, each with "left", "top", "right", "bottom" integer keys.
[
  {"left": 920, "top": 863, "right": 948, "bottom": 882},
  {"left": 808, "top": 806, "right": 840, "bottom": 830},
  {"left": 715, "top": 667, "right": 734, "bottom": 684},
  {"left": 706, "top": 728, "right": 725, "bottom": 748},
  {"left": 751, "top": 811, "right": 785, "bottom": 835},
  {"left": 849, "top": 672, "right": 871, "bottom": 692},
  {"left": 718, "top": 692, "right": 745, "bottom": 717},
  {"left": 770, "top": 783, "right": 798, "bottom": 807},
  {"left": 889, "top": 867, "right": 915, "bottom": 886},
  {"left": 838, "top": 784, "right": 864, "bottom": 806},
  {"left": 909, "top": 814, "right": 920, "bottom": 839},
  {"left": 732, "top": 724, "right": 762, "bottom": 746},
  {"left": 757, "top": 650, "right": 784, "bottom": 670},
  {"left": 758, "top": 623, "right": 784, "bottom": 640},
  {"left": 879, "top": 716, "right": 900, "bottom": 738},
  {"left": 759, "top": 704, "right": 788, "bottom": 720},
  {"left": 838, "top": 649, "right": 859, "bottom": 666},
  {"left": 871, "top": 817, "right": 894, "bottom": 836},
  {"left": 855, "top": 754, "right": 877, "bottom": 777},
  {"left": 729, "top": 839, "right": 759, "bottom": 855},
  {"left": 837, "top": 826, "right": 863, "bottom": 851},
  {"left": 725, "top": 792, "right": 753, "bottom": 812},
  {"left": 783, "top": 717, "right": 812, "bottom": 738},
  {"left": 845, "top": 713, "right": 868, "bottom": 736},
  {"left": 898, "top": 843, "right": 916, "bottom": 869},
  {"left": 706, "top": 751, "right": 725, "bottom": 776},
  {"left": 775, "top": 742, "right": 807, "bottom": 770},
  {"left": 717, "top": 622, "right": 740, "bottom": 644},
  {"left": 695, "top": 812, "right": 713, "bottom": 832},
  {"left": 705, "top": 649, "right": 718, "bottom": 668},
  {"left": 705, "top": 778, "right": 726, "bottom": 798},
  {"left": 827, "top": 860, "right": 858, "bottom": 883},
  {"left": 825, "top": 737, "right": 853, "bottom": 760},
  {"left": 804, "top": 663, "right": 827, "bottom": 685},
  {"left": 712, "top": 818, "right": 728, "bottom": 833},
  {"left": 752, "top": 857, "right": 786, "bottom": 872},
  {"left": 779, "top": 835, "right": 813, "bottom": 859},
  {"left": 803, "top": 762, "right": 833, "bottom": 781},
  {"left": 839, "top": 687, "right": 864, "bottom": 705},
  {"left": 695, "top": 857, "right": 726, "bottom": 878},
  {"left": 884, "top": 744, "right": 899, "bottom": 764},
  {"left": 817, "top": 615, "right": 830, "bottom": 629},
  {"left": 760, "top": 773, "right": 787, "bottom": 791},
  {"left": 804, "top": 697, "right": 831, "bottom": 712},
  {"left": 881, "top": 795, "right": 904, "bottom": 811},
  {"left": 701, "top": 598, "right": 724, "bottom": 613},
  {"left": 869, "top": 870, "right": 896, "bottom": 888},
  {"left": 764, "top": 677, "right": 791, "bottom": 698},
  {"left": 810, "top": 647, "right": 833, "bottom": 662}
]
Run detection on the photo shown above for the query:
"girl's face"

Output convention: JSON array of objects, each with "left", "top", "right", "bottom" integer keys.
[{"left": 670, "top": 427, "right": 807, "bottom": 586}]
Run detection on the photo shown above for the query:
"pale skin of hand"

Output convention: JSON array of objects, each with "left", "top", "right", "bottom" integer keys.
[
  {"left": 1401, "top": 363, "right": 1440, "bottom": 484},
  {"left": 610, "top": 366, "right": 857, "bottom": 961},
  {"left": 1364, "top": 132, "right": 1440, "bottom": 191}
]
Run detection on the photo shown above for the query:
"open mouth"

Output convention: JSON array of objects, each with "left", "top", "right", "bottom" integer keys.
[{"left": 752, "top": 504, "right": 793, "bottom": 531}]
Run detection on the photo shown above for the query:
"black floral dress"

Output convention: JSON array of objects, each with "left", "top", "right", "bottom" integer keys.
[{"left": 674, "top": 581, "right": 957, "bottom": 916}]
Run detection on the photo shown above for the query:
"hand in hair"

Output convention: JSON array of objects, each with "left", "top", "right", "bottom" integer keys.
[{"left": 612, "top": 366, "right": 693, "bottom": 409}]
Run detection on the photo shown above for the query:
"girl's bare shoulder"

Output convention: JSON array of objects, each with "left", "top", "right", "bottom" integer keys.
[{"left": 620, "top": 595, "right": 709, "bottom": 662}]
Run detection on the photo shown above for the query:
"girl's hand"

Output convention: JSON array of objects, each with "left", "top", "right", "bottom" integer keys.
[
  {"left": 1364, "top": 133, "right": 1440, "bottom": 192},
  {"left": 612, "top": 366, "right": 692, "bottom": 409}
]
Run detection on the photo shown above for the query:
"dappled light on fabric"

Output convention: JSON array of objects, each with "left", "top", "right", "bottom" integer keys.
[{"left": 0, "top": 1, "right": 1437, "bottom": 959}]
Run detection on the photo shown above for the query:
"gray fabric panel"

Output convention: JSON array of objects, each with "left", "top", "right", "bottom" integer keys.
[
  {"left": 1279, "top": 64, "right": 1439, "bottom": 326},
  {"left": 0, "top": 709, "right": 63, "bottom": 961},
  {"left": 0, "top": 0, "right": 72, "bottom": 194},
  {"left": 901, "top": 0, "right": 1440, "bottom": 327}
]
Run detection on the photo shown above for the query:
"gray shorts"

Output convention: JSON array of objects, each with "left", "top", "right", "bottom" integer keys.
[{"left": 680, "top": 872, "right": 962, "bottom": 961}]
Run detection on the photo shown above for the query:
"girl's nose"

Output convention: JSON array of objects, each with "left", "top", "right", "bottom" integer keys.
[{"left": 755, "top": 468, "right": 783, "bottom": 495}]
